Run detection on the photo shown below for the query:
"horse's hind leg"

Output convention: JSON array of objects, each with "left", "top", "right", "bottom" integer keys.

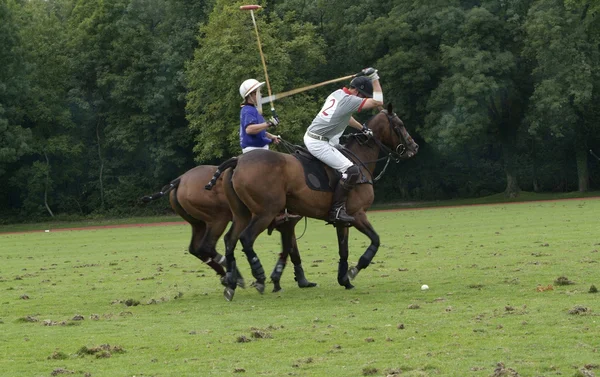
[
  {"left": 336, "top": 225, "right": 354, "bottom": 289},
  {"left": 188, "top": 222, "right": 226, "bottom": 279},
  {"left": 347, "top": 211, "right": 380, "bottom": 281},
  {"left": 198, "top": 219, "right": 246, "bottom": 289}
]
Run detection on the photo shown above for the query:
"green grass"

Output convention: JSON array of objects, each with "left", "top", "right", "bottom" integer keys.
[
  {"left": 374, "top": 190, "right": 600, "bottom": 210},
  {"left": 1, "top": 191, "right": 598, "bottom": 234},
  {"left": 0, "top": 215, "right": 183, "bottom": 234},
  {"left": 1, "top": 198, "right": 599, "bottom": 376}
]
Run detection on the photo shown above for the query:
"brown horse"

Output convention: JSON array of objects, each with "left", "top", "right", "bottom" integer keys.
[
  {"left": 141, "top": 165, "right": 316, "bottom": 292},
  {"left": 209, "top": 104, "right": 419, "bottom": 301}
]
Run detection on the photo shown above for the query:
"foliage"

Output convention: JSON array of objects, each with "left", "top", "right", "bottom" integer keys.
[
  {"left": 0, "top": 0, "right": 600, "bottom": 219},
  {"left": 186, "top": 0, "right": 326, "bottom": 161}
]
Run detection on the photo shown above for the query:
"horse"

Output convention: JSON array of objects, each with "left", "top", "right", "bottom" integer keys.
[
  {"left": 141, "top": 165, "right": 317, "bottom": 292},
  {"left": 208, "top": 103, "right": 419, "bottom": 301}
]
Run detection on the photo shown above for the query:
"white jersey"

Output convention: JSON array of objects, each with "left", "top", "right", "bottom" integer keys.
[{"left": 307, "top": 88, "right": 367, "bottom": 141}]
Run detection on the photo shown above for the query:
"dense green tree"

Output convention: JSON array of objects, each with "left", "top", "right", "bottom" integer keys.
[
  {"left": 186, "top": 0, "right": 326, "bottom": 162},
  {"left": 68, "top": 0, "right": 208, "bottom": 212},
  {"left": 1, "top": 0, "right": 599, "bottom": 220},
  {"left": 420, "top": 1, "right": 533, "bottom": 197},
  {"left": 0, "top": 0, "right": 32, "bottom": 178},
  {"left": 524, "top": 0, "right": 600, "bottom": 191},
  {"left": 10, "top": 0, "right": 81, "bottom": 216}
]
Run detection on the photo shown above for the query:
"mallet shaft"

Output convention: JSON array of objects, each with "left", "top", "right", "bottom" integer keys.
[
  {"left": 260, "top": 74, "right": 356, "bottom": 104},
  {"left": 249, "top": 9, "right": 275, "bottom": 112}
]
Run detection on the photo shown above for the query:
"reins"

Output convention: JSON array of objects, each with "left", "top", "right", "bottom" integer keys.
[{"left": 340, "top": 111, "right": 405, "bottom": 182}]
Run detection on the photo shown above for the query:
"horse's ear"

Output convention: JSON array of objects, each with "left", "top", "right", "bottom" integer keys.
[{"left": 387, "top": 103, "right": 393, "bottom": 113}]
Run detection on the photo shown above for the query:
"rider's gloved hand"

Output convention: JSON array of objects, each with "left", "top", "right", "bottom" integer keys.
[
  {"left": 267, "top": 116, "right": 279, "bottom": 128},
  {"left": 361, "top": 67, "right": 379, "bottom": 81}
]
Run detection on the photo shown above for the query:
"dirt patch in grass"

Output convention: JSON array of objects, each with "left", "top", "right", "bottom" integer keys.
[
  {"left": 536, "top": 284, "right": 553, "bottom": 292},
  {"left": 250, "top": 330, "right": 272, "bottom": 339},
  {"left": 50, "top": 368, "right": 74, "bottom": 376},
  {"left": 48, "top": 351, "right": 69, "bottom": 360},
  {"left": 236, "top": 335, "right": 251, "bottom": 343},
  {"left": 554, "top": 276, "right": 575, "bottom": 286},
  {"left": 492, "top": 362, "right": 520, "bottom": 376},
  {"left": 568, "top": 305, "right": 589, "bottom": 315},
  {"left": 77, "top": 344, "right": 125, "bottom": 358}
]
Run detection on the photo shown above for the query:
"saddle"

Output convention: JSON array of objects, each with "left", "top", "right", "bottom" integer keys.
[{"left": 292, "top": 145, "right": 370, "bottom": 192}]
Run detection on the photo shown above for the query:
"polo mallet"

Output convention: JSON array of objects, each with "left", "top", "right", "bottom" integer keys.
[
  {"left": 590, "top": 149, "right": 600, "bottom": 161},
  {"left": 240, "top": 5, "right": 277, "bottom": 117},
  {"left": 260, "top": 74, "right": 357, "bottom": 105}
]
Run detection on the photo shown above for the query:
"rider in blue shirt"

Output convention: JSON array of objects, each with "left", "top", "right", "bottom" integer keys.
[{"left": 238, "top": 79, "right": 280, "bottom": 153}]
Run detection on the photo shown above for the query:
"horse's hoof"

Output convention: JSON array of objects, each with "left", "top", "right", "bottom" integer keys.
[
  {"left": 255, "top": 282, "right": 265, "bottom": 294},
  {"left": 272, "top": 281, "right": 282, "bottom": 293},
  {"left": 224, "top": 287, "right": 235, "bottom": 301},
  {"left": 237, "top": 278, "right": 246, "bottom": 289},
  {"left": 348, "top": 266, "right": 359, "bottom": 280},
  {"left": 345, "top": 283, "right": 355, "bottom": 290},
  {"left": 298, "top": 281, "right": 318, "bottom": 288},
  {"left": 272, "top": 286, "right": 282, "bottom": 293}
]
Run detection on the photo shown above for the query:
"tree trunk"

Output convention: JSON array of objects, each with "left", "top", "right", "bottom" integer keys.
[
  {"left": 43, "top": 152, "right": 55, "bottom": 217},
  {"left": 96, "top": 120, "right": 105, "bottom": 210},
  {"left": 531, "top": 139, "right": 541, "bottom": 192},
  {"left": 575, "top": 145, "right": 589, "bottom": 192},
  {"left": 502, "top": 137, "right": 521, "bottom": 198}
]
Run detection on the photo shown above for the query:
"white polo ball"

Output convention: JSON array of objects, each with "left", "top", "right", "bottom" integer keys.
[
  {"left": 421, "top": 284, "right": 429, "bottom": 291},
  {"left": 44, "top": 230, "right": 50, "bottom": 233}
]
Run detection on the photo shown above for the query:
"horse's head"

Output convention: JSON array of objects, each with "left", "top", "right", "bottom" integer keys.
[{"left": 368, "top": 103, "right": 419, "bottom": 161}]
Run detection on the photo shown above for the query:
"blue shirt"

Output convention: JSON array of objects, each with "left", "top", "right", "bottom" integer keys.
[{"left": 240, "top": 105, "right": 271, "bottom": 149}]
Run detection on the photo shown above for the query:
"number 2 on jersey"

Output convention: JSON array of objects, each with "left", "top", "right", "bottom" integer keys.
[{"left": 318, "top": 97, "right": 338, "bottom": 122}]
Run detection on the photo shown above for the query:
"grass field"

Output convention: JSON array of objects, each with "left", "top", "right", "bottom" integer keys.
[{"left": 1, "top": 198, "right": 599, "bottom": 377}]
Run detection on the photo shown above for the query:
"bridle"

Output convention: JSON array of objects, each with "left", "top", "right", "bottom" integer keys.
[
  {"left": 343, "top": 110, "right": 415, "bottom": 182},
  {"left": 377, "top": 110, "right": 413, "bottom": 160}
]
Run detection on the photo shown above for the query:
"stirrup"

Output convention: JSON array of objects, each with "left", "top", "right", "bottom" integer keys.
[{"left": 328, "top": 207, "right": 354, "bottom": 225}]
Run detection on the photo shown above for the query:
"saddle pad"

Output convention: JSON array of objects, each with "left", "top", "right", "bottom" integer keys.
[{"left": 293, "top": 150, "right": 340, "bottom": 192}]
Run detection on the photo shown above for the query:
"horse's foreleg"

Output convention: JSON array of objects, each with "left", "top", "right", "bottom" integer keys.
[
  {"left": 336, "top": 225, "right": 354, "bottom": 289},
  {"left": 291, "top": 236, "right": 317, "bottom": 289},
  {"left": 269, "top": 221, "right": 290, "bottom": 292},
  {"left": 223, "top": 220, "right": 246, "bottom": 301},
  {"left": 271, "top": 221, "right": 317, "bottom": 291},
  {"left": 270, "top": 251, "right": 286, "bottom": 292},
  {"left": 348, "top": 211, "right": 379, "bottom": 280}
]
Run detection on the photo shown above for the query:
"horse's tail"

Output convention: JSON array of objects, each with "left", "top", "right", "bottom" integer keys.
[
  {"left": 141, "top": 177, "right": 181, "bottom": 203},
  {"left": 205, "top": 157, "right": 238, "bottom": 190}
]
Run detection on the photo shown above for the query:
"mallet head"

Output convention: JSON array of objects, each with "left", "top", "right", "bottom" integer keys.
[{"left": 240, "top": 5, "right": 262, "bottom": 10}]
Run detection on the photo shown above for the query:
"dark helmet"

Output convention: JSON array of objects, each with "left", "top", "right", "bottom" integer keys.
[{"left": 349, "top": 76, "right": 373, "bottom": 98}]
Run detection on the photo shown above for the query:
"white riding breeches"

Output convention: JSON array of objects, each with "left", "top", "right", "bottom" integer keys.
[
  {"left": 304, "top": 134, "right": 353, "bottom": 173},
  {"left": 242, "top": 145, "right": 269, "bottom": 154}
]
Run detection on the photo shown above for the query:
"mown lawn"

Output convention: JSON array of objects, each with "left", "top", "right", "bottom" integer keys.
[{"left": 1, "top": 198, "right": 599, "bottom": 376}]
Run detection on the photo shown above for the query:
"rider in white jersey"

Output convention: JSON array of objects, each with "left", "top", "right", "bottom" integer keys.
[{"left": 304, "top": 68, "right": 384, "bottom": 224}]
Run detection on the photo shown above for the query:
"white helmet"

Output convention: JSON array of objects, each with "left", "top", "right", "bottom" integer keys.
[{"left": 239, "top": 79, "right": 265, "bottom": 99}]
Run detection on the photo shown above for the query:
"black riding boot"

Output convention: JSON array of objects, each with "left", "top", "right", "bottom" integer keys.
[{"left": 328, "top": 182, "right": 354, "bottom": 224}]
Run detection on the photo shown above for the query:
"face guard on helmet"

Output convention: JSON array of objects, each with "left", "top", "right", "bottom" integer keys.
[
  {"left": 349, "top": 76, "right": 373, "bottom": 98},
  {"left": 239, "top": 78, "right": 265, "bottom": 113}
]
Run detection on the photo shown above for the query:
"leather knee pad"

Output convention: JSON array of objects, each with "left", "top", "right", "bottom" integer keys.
[{"left": 342, "top": 165, "right": 360, "bottom": 188}]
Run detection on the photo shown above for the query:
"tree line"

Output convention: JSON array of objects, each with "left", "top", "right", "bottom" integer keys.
[{"left": 1, "top": 0, "right": 599, "bottom": 221}]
